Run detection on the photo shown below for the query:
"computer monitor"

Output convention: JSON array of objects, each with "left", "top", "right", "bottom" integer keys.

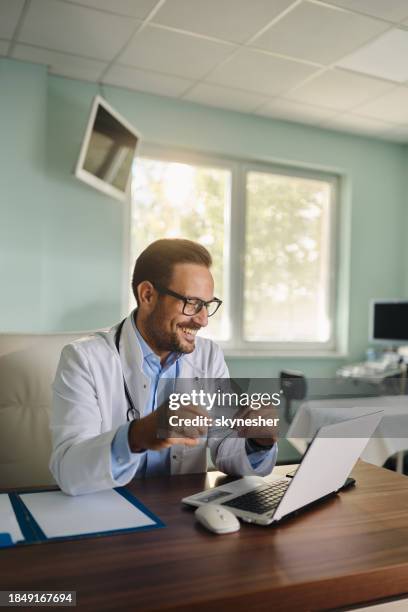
[
  {"left": 74, "top": 95, "right": 140, "bottom": 201},
  {"left": 370, "top": 300, "right": 408, "bottom": 344}
]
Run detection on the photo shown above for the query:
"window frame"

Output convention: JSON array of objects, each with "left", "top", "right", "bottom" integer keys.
[{"left": 127, "top": 143, "right": 341, "bottom": 357}]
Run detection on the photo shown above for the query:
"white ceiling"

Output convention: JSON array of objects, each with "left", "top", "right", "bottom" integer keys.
[{"left": 2, "top": 0, "right": 408, "bottom": 142}]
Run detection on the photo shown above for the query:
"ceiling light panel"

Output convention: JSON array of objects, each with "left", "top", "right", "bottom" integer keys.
[
  {"left": 286, "top": 68, "right": 393, "bottom": 110},
  {"left": 0, "top": 0, "right": 25, "bottom": 39},
  {"left": 119, "top": 26, "right": 235, "bottom": 80},
  {"left": 253, "top": 1, "right": 389, "bottom": 64},
  {"left": 152, "top": 0, "right": 296, "bottom": 43},
  {"left": 324, "top": 0, "right": 408, "bottom": 23},
  {"left": 184, "top": 83, "right": 267, "bottom": 113},
  {"left": 207, "top": 48, "right": 318, "bottom": 97},
  {"left": 103, "top": 64, "right": 193, "bottom": 97},
  {"left": 338, "top": 29, "right": 408, "bottom": 83},
  {"left": 18, "top": 0, "right": 137, "bottom": 61}
]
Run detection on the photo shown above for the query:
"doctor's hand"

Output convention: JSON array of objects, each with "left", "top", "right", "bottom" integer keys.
[
  {"left": 128, "top": 402, "right": 210, "bottom": 452},
  {"left": 234, "top": 405, "right": 279, "bottom": 448}
]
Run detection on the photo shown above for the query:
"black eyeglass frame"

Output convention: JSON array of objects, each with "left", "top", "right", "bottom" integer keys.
[{"left": 152, "top": 282, "right": 222, "bottom": 317}]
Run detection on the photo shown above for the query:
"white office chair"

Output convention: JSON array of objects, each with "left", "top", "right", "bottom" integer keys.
[{"left": 0, "top": 332, "right": 92, "bottom": 488}]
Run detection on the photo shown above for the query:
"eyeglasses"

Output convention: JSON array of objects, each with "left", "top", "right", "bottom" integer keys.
[{"left": 152, "top": 283, "right": 222, "bottom": 317}]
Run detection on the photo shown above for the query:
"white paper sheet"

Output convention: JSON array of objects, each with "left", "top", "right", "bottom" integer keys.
[
  {"left": 19, "top": 490, "right": 156, "bottom": 539},
  {"left": 0, "top": 494, "right": 25, "bottom": 543}
]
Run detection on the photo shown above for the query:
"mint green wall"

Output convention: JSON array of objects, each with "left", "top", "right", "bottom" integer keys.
[
  {"left": 0, "top": 60, "right": 46, "bottom": 328},
  {"left": 43, "top": 71, "right": 124, "bottom": 331},
  {"left": 1, "top": 58, "right": 406, "bottom": 380},
  {"left": 0, "top": 59, "right": 123, "bottom": 332}
]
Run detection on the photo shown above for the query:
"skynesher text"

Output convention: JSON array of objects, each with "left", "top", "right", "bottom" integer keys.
[{"left": 168, "top": 415, "right": 280, "bottom": 428}]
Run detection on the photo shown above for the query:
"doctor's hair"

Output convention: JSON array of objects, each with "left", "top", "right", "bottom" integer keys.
[{"left": 132, "top": 238, "right": 212, "bottom": 304}]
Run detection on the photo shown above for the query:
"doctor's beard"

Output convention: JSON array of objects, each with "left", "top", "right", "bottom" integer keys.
[{"left": 144, "top": 302, "right": 199, "bottom": 355}]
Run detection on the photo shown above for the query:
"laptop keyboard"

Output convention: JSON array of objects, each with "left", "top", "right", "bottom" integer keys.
[{"left": 222, "top": 480, "right": 290, "bottom": 515}]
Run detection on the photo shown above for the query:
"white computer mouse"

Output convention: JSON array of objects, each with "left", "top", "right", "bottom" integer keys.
[{"left": 195, "top": 504, "right": 240, "bottom": 534}]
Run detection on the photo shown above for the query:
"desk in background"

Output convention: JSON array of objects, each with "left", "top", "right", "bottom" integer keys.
[{"left": 2, "top": 463, "right": 408, "bottom": 611}]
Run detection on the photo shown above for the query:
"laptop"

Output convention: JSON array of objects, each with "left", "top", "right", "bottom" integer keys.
[{"left": 182, "top": 411, "right": 383, "bottom": 526}]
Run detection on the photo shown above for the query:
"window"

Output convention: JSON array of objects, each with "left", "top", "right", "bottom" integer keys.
[{"left": 130, "top": 148, "right": 338, "bottom": 354}]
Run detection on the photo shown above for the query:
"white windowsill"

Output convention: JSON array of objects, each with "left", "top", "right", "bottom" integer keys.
[{"left": 223, "top": 349, "right": 347, "bottom": 359}]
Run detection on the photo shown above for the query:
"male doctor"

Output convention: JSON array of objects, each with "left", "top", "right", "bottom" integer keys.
[{"left": 50, "top": 239, "right": 277, "bottom": 495}]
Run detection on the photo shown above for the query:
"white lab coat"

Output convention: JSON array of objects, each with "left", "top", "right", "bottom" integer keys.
[{"left": 49, "top": 313, "right": 277, "bottom": 495}]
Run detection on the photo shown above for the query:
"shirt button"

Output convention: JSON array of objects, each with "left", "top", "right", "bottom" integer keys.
[{"left": 118, "top": 458, "right": 123, "bottom": 464}]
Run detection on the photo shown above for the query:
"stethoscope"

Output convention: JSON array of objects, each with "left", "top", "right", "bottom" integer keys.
[
  {"left": 115, "top": 316, "right": 193, "bottom": 422},
  {"left": 114, "top": 318, "right": 138, "bottom": 422}
]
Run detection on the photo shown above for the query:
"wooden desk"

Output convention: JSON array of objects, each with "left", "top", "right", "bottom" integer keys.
[{"left": 2, "top": 462, "right": 408, "bottom": 611}]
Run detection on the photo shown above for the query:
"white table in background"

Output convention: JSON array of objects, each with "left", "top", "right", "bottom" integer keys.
[{"left": 287, "top": 395, "right": 408, "bottom": 472}]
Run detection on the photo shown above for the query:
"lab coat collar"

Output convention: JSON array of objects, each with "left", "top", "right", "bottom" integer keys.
[
  {"left": 114, "top": 313, "right": 145, "bottom": 418},
  {"left": 115, "top": 312, "right": 206, "bottom": 403}
]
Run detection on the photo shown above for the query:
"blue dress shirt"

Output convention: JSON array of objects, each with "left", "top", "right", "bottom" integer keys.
[{"left": 110, "top": 321, "right": 274, "bottom": 479}]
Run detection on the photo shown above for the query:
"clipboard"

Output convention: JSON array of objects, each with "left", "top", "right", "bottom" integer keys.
[{"left": 0, "top": 487, "right": 164, "bottom": 550}]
